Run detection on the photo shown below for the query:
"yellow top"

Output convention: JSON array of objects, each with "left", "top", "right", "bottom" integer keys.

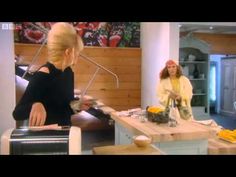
[
  {"left": 170, "top": 78, "right": 180, "bottom": 93},
  {"left": 170, "top": 77, "right": 188, "bottom": 102}
]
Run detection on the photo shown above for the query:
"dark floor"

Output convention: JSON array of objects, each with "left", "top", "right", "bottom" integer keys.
[
  {"left": 81, "top": 113, "right": 236, "bottom": 152},
  {"left": 210, "top": 114, "right": 236, "bottom": 130},
  {"left": 82, "top": 129, "right": 114, "bottom": 151}
]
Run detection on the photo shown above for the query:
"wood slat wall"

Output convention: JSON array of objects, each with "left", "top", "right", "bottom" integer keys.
[
  {"left": 180, "top": 33, "right": 236, "bottom": 55},
  {"left": 15, "top": 43, "right": 141, "bottom": 111},
  {"left": 15, "top": 33, "right": 236, "bottom": 110}
]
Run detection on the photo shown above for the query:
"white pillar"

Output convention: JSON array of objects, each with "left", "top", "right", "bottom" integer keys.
[
  {"left": 141, "top": 22, "right": 179, "bottom": 109},
  {"left": 0, "top": 23, "right": 15, "bottom": 143}
]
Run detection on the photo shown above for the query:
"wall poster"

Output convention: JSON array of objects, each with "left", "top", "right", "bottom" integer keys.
[{"left": 14, "top": 22, "right": 140, "bottom": 48}]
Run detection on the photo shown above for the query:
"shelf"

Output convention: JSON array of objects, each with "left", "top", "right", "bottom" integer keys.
[
  {"left": 193, "top": 93, "right": 206, "bottom": 96},
  {"left": 190, "top": 78, "right": 206, "bottom": 81},
  {"left": 180, "top": 44, "right": 210, "bottom": 117},
  {"left": 180, "top": 61, "right": 206, "bottom": 64}
]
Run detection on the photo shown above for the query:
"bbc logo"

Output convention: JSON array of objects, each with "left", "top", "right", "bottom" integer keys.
[{"left": 1, "top": 23, "right": 14, "bottom": 30}]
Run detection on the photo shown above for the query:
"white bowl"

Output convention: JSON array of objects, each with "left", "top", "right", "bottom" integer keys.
[{"left": 133, "top": 135, "right": 152, "bottom": 147}]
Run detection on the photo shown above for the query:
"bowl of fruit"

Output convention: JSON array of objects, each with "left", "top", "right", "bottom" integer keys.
[{"left": 146, "top": 106, "right": 169, "bottom": 123}]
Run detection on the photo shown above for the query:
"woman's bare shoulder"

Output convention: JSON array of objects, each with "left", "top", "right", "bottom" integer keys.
[{"left": 38, "top": 67, "right": 50, "bottom": 74}]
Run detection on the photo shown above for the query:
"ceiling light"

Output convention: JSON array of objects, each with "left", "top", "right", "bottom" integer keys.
[{"left": 209, "top": 26, "right": 213, "bottom": 30}]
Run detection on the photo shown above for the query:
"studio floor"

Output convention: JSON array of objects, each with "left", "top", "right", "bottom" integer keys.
[{"left": 210, "top": 114, "right": 236, "bottom": 130}]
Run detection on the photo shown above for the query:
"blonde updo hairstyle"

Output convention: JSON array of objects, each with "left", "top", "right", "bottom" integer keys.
[{"left": 47, "top": 22, "right": 84, "bottom": 68}]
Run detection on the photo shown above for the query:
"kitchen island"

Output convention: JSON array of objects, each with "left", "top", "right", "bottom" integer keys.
[{"left": 110, "top": 112, "right": 216, "bottom": 155}]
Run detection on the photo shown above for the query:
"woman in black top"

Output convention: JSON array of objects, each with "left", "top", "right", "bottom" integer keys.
[{"left": 13, "top": 22, "right": 89, "bottom": 126}]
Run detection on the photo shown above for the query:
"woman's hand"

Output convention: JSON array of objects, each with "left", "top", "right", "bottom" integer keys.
[
  {"left": 79, "top": 98, "right": 92, "bottom": 111},
  {"left": 175, "top": 94, "right": 182, "bottom": 101},
  {"left": 29, "top": 102, "right": 46, "bottom": 126},
  {"left": 70, "top": 98, "right": 93, "bottom": 113},
  {"left": 166, "top": 89, "right": 182, "bottom": 101},
  {"left": 169, "top": 92, "right": 177, "bottom": 100}
]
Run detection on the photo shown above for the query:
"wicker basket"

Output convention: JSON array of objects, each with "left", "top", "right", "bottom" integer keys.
[{"left": 147, "top": 111, "right": 169, "bottom": 123}]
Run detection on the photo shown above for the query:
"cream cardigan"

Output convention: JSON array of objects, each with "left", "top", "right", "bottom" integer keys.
[{"left": 157, "top": 75, "right": 193, "bottom": 112}]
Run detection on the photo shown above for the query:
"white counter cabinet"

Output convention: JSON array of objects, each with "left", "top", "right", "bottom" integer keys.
[{"left": 111, "top": 112, "right": 215, "bottom": 155}]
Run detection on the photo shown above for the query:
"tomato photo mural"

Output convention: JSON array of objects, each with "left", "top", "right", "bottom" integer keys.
[{"left": 14, "top": 22, "right": 140, "bottom": 47}]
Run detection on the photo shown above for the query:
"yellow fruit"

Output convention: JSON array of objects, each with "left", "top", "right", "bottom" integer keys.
[
  {"left": 147, "top": 106, "right": 164, "bottom": 113},
  {"left": 218, "top": 129, "right": 236, "bottom": 142}
]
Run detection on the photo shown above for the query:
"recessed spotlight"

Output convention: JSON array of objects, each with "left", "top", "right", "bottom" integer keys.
[
  {"left": 209, "top": 26, "right": 213, "bottom": 30},
  {"left": 178, "top": 24, "right": 182, "bottom": 28}
]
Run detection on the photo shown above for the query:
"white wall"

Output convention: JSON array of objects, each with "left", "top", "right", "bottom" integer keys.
[
  {"left": 0, "top": 23, "right": 15, "bottom": 144},
  {"left": 140, "top": 22, "right": 179, "bottom": 109},
  {"left": 210, "top": 55, "right": 225, "bottom": 113}
]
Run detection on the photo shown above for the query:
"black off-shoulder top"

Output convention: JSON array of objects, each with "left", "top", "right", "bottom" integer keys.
[{"left": 13, "top": 62, "right": 74, "bottom": 126}]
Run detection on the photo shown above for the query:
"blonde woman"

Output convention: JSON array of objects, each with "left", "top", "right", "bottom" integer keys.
[
  {"left": 13, "top": 22, "right": 90, "bottom": 126},
  {"left": 157, "top": 59, "right": 193, "bottom": 119}
]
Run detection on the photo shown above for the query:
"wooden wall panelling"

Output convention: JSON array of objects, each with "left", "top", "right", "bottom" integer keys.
[
  {"left": 15, "top": 43, "right": 141, "bottom": 111},
  {"left": 180, "top": 33, "right": 236, "bottom": 55}
]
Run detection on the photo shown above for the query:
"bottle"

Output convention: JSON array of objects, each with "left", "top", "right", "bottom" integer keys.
[
  {"left": 168, "top": 99, "right": 177, "bottom": 127},
  {"left": 193, "top": 64, "right": 199, "bottom": 78}
]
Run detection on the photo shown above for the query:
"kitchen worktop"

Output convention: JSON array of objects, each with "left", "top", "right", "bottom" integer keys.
[
  {"left": 110, "top": 111, "right": 216, "bottom": 154},
  {"left": 111, "top": 112, "right": 215, "bottom": 143}
]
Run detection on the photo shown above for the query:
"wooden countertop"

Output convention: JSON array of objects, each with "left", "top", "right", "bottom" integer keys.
[
  {"left": 111, "top": 112, "right": 216, "bottom": 143},
  {"left": 93, "top": 144, "right": 163, "bottom": 155},
  {"left": 208, "top": 137, "right": 236, "bottom": 155}
]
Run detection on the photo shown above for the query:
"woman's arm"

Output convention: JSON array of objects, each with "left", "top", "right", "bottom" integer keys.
[
  {"left": 29, "top": 102, "right": 46, "bottom": 126},
  {"left": 13, "top": 71, "right": 49, "bottom": 125},
  {"left": 157, "top": 79, "right": 170, "bottom": 107},
  {"left": 181, "top": 76, "right": 193, "bottom": 106}
]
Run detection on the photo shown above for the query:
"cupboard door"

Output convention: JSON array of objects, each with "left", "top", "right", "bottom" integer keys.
[
  {"left": 115, "top": 123, "right": 133, "bottom": 145},
  {"left": 221, "top": 58, "right": 236, "bottom": 117}
]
